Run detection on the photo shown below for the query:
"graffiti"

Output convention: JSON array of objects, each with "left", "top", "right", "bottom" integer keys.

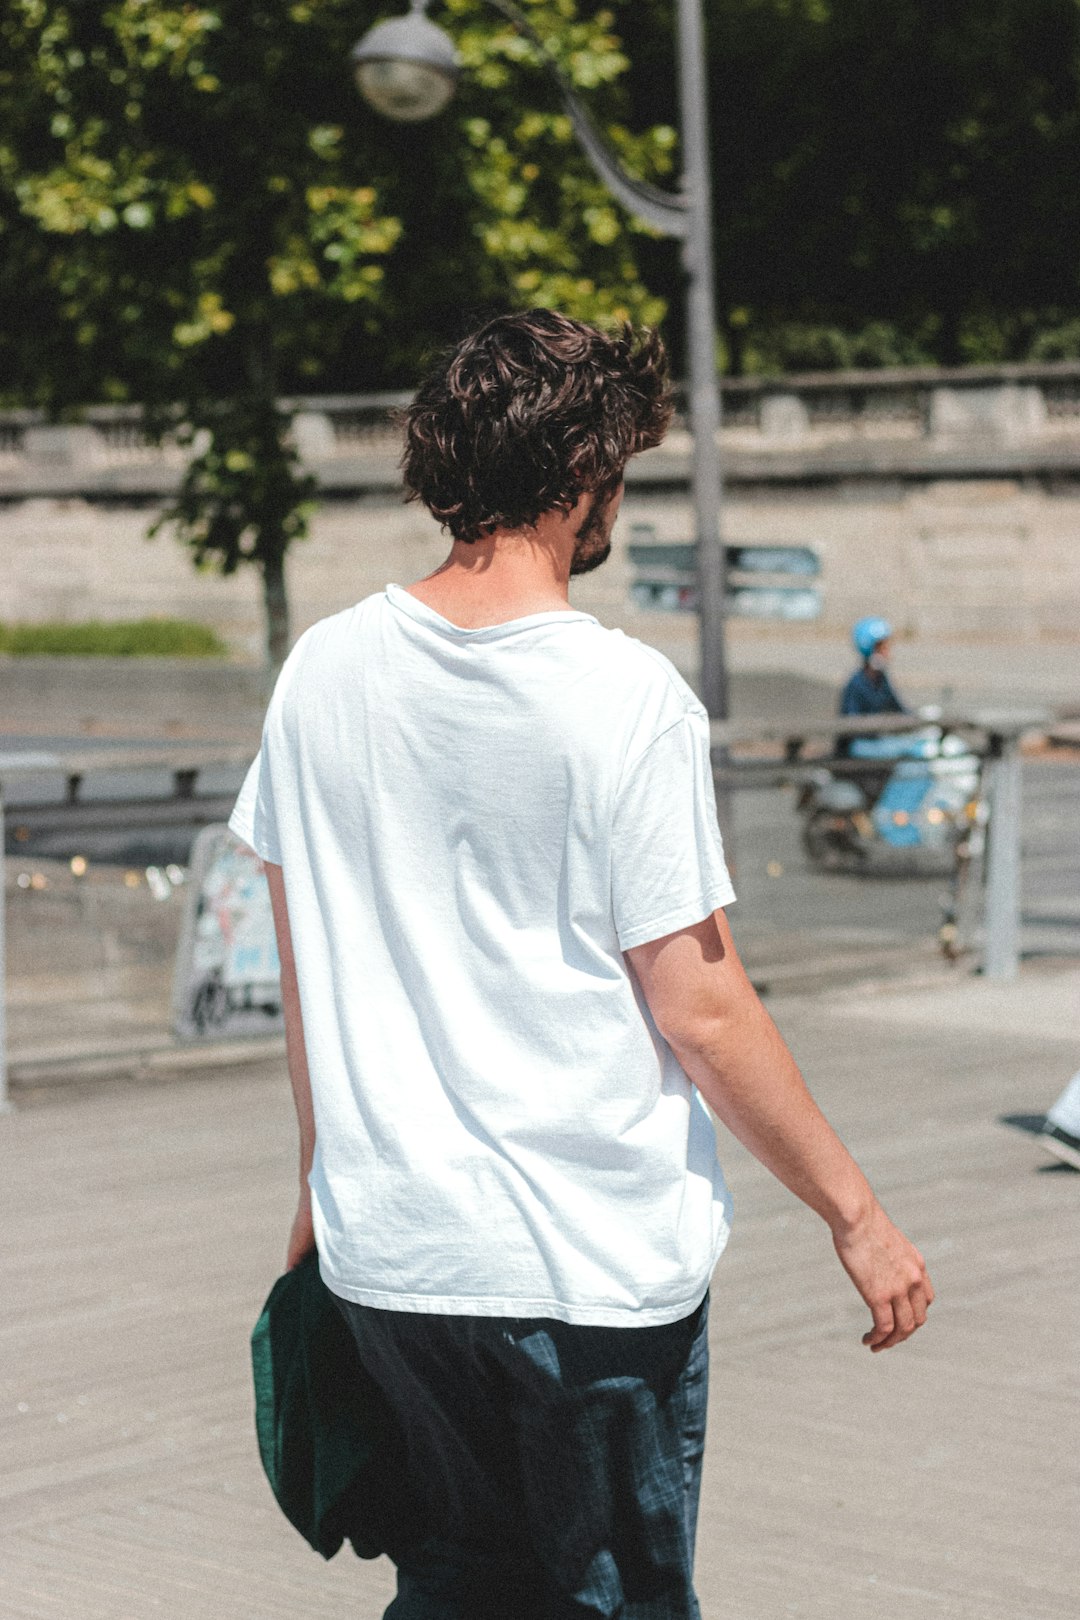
[{"left": 172, "top": 825, "right": 283, "bottom": 1041}]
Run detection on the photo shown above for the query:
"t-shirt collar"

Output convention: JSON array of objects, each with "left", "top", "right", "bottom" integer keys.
[{"left": 384, "top": 583, "right": 597, "bottom": 640}]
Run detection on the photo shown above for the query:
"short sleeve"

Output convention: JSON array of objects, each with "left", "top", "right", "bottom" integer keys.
[
  {"left": 611, "top": 710, "right": 735, "bottom": 951},
  {"left": 228, "top": 750, "right": 283, "bottom": 865}
]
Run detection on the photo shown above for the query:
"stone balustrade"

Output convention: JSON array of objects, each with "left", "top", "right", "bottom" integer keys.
[
  {"left": 5, "top": 363, "right": 1080, "bottom": 496},
  {"left": 3, "top": 362, "right": 1080, "bottom": 654}
]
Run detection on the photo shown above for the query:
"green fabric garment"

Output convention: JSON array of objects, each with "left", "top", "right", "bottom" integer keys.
[{"left": 251, "top": 1251, "right": 389, "bottom": 1561}]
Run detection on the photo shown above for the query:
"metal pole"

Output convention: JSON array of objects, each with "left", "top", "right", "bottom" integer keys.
[
  {"left": 983, "top": 733, "right": 1022, "bottom": 980},
  {"left": 0, "top": 790, "right": 10, "bottom": 1113},
  {"left": 675, "top": 0, "right": 728, "bottom": 723}
]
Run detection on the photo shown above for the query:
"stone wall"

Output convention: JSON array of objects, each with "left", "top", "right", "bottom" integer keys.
[
  {"left": 2, "top": 475, "right": 1076, "bottom": 670},
  {"left": 5, "top": 363, "right": 1080, "bottom": 666},
  {"left": 623, "top": 477, "right": 1080, "bottom": 644}
]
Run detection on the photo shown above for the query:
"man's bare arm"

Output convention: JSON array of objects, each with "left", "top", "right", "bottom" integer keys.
[
  {"left": 266, "top": 861, "right": 317, "bottom": 1270},
  {"left": 626, "top": 909, "right": 934, "bottom": 1352}
]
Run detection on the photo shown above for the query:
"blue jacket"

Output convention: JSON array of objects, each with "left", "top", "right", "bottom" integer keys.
[{"left": 839, "top": 665, "right": 906, "bottom": 718}]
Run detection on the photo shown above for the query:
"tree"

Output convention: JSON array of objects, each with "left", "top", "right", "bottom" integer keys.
[
  {"left": 625, "top": 0, "right": 1080, "bottom": 373},
  {"left": 0, "top": 0, "right": 677, "bottom": 668}
]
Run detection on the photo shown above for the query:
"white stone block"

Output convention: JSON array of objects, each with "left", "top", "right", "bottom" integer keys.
[
  {"left": 759, "top": 393, "right": 810, "bottom": 441},
  {"left": 928, "top": 384, "right": 1047, "bottom": 440},
  {"left": 22, "top": 424, "right": 107, "bottom": 468},
  {"left": 290, "top": 411, "right": 337, "bottom": 462}
]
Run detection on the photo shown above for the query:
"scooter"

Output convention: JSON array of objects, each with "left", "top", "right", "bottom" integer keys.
[{"left": 797, "top": 726, "right": 986, "bottom": 887}]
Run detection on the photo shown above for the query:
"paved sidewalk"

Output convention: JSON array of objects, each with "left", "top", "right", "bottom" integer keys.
[{"left": 1, "top": 963, "right": 1077, "bottom": 1619}]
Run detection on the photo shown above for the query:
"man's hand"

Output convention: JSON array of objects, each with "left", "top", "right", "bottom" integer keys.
[
  {"left": 832, "top": 1204, "right": 934, "bottom": 1351},
  {"left": 286, "top": 1184, "right": 316, "bottom": 1271}
]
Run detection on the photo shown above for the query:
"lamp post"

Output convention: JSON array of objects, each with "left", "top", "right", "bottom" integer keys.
[{"left": 352, "top": 0, "right": 730, "bottom": 722}]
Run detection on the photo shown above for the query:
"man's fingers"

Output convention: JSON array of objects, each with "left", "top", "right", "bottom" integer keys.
[
  {"left": 866, "top": 1290, "right": 925, "bottom": 1351},
  {"left": 862, "top": 1299, "right": 895, "bottom": 1348},
  {"left": 886, "top": 1293, "right": 916, "bottom": 1346},
  {"left": 907, "top": 1256, "right": 935, "bottom": 1331}
]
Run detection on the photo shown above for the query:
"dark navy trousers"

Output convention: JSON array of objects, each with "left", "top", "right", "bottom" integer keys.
[{"left": 333, "top": 1292, "right": 710, "bottom": 1620}]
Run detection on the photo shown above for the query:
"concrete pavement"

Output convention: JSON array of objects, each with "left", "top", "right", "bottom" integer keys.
[{"left": 0, "top": 962, "right": 1077, "bottom": 1619}]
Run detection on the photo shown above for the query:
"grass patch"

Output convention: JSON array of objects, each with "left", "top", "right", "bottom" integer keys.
[{"left": 0, "top": 618, "right": 229, "bottom": 658}]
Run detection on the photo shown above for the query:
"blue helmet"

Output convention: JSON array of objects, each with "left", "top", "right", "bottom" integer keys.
[{"left": 852, "top": 615, "right": 892, "bottom": 659}]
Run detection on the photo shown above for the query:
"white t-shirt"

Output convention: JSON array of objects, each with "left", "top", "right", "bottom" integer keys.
[{"left": 230, "top": 585, "right": 736, "bottom": 1326}]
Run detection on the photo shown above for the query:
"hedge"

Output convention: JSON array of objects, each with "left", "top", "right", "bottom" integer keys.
[{"left": 0, "top": 618, "right": 229, "bottom": 657}]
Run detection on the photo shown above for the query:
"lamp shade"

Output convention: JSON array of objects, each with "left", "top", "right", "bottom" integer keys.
[{"left": 352, "top": 12, "right": 460, "bottom": 122}]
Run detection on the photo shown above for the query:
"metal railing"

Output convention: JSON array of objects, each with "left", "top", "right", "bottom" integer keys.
[
  {"left": 0, "top": 709, "right": 1053, "bottom": 1105},
  {"left": 0, "top": 744, "right": 252, "bottom": 1109},
  {"left": 711, "top": 710, "right": 1043, "bottom": 984}
]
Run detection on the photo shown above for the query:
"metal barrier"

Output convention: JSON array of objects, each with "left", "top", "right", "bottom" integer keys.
[
  {"left": 0, "top": 744, "right": 251, "bottom": 1111},
  {"left": 0, "top": 711, "right": 1054, "bottom": 1102},
  {"left": 0, "top": 744, "right": 252, "bottom": 840},
  {"left": 711, "top": 709, "right": 1047, "bottom": 983},
  {"left": 0, "top": 788, "right": 7, "bottom": 1113}
]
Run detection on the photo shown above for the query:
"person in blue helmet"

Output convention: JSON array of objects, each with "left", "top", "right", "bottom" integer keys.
[
  {"left": 840, "top": 616, "right": 908, "bottom": 723},
  {"left": 835, "top": 617, "right": 912, "bottom": 808}
]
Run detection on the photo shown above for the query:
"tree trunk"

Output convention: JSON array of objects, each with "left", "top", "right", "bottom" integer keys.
[
  {"left": 245, "top": 319, "right": 293, "bottom": 682},
  {"left": 939, "top": 303, "right": 964, "bottom": 368},
  {"left": 722, "top": 316, "right": 747, "bottom": 378},
  {"left": 262, "top": 545, "right": 290, "bottom": 683}
]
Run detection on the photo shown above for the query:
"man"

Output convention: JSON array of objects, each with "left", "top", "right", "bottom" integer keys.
[
  {"left": 836, "top": 615, "right": 913, "bottom": 804},
  {"left": 231, "top": 310, "right": 933, "bottom": 1619},
  {"left": 840, "top": 615, "right": 909, "bottom": 725}
]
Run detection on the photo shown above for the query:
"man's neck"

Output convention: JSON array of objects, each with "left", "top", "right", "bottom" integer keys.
[{"left": 405, "top": 505, "right": 583, "bottom": 630}]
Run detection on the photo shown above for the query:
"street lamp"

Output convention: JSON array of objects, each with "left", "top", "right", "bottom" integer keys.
[
  {"left": 352, "top": 0, "right": 730, "bottom": 722},
  {"left": 352, "top": 2, "right": 459, "bottom": 120}
]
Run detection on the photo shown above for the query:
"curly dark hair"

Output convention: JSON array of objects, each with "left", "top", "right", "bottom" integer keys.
[{"left": 400, "top": 309, "right": 673, "bottom": 542}]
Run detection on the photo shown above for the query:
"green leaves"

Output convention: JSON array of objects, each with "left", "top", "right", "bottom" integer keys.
[
  {"left": 152, "top": 396, "right": 317, "bottom": 578},
  {"left": 712, "top": 0, "right": 1080, "bottom": 369},
  {"left": 3, "top": 0, "right": 675, "bottom": 395},
  {"left": 1, "top": 0, "right": 680, "bottom": 661}
]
